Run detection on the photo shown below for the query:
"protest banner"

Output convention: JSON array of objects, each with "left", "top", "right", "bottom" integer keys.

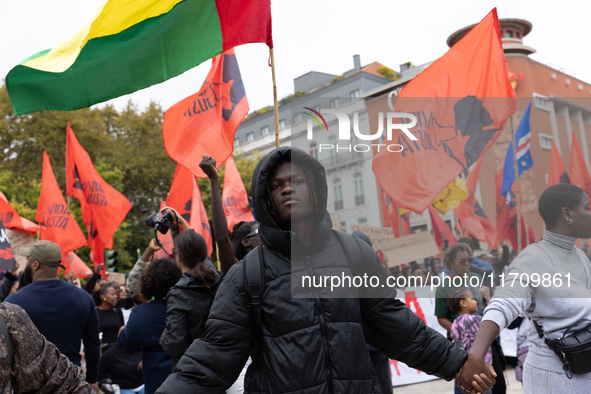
[
  {"left": 349, "top": 224, "right": 394, "bottom": 252},
  {"left": 6, "top": 228, "right": 35, "bottom": 272},
  {"left": 107, "top": 272, "right": 126, "bottom": 286},
  {"left": 381, "top": 231, "right": 440, "bottom": 268},
  {"left": 0, "top": 222, "right": 17, "bottom": 270}
]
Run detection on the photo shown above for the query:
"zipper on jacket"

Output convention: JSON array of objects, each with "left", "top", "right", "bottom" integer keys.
[{"left": 305, "top": 256, "right": 334, "bottom": 392}]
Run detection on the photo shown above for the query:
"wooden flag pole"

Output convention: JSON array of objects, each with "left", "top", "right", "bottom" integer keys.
[
  {"left": 270, "top": 48, "right": 280, "bottom": 148},
  {"left": 511, "top": 116, "right": 523, "bottom": 253}
]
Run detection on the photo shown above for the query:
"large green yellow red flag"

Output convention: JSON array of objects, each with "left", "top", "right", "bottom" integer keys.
[
  {"left": 372, "top": 8, "right": 516, "bottom": 214},
  {"left": 6, "top": 0, "right": 272, "bottom": 116}
]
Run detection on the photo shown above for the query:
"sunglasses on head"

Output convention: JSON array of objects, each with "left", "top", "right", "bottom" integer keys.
[
  {"left": 244, "top": 228, "right": 259, "bottom": 238},
  {"left": 457, "top": 258, "right": 473, "bottom": 265}
]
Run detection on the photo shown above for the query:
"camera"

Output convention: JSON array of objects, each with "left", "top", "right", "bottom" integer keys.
[{"left": 146, "top": 211, "right": 174, "bottom": 234}]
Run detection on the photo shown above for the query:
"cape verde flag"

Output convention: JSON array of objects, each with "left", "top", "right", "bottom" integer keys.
[{"left": 502, "top": 102, "right": 533, "bottom": 204}]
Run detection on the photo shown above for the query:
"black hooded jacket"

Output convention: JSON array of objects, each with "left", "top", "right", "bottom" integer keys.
[
  {"left": 156, "top": 147, "right": 467, "bottom": 394},
  {"left": 160, "top": 260, "right": 221, "bottom": 371}
]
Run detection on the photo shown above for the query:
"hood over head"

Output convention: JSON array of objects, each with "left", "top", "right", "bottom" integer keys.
[{"left": 251, "top": 146, "right": 331, "bottom": 256}]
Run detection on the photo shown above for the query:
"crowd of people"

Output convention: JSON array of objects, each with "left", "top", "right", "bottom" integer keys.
[{"left": 0, "top": 147, "right": 590, "bottom": 394}]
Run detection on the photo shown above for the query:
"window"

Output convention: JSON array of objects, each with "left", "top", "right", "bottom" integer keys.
[
  {"left": 539, "top": 134, "right": 553, "bottom": 150},
  {"left": 354, "top": 174, "right": 365, "bottom": 205},
  {"left": 309, "top": 143, "right": 318, "bottom": 159},
  {"left": 506, "top": 31, "right": 513, "bottom": 38},
  {"left": 358, "top": 218, "right": 367, "bottom": 226},
  {"left": 330, "top": 98, "right": 340, "bottom": 109},
  {"left": 234, "top": 138, "right": 240, "bottom": 147},
  {"left": 278, "top": 119, "right": 286, "bottom": 129},
  {"left": 340, "top": 221, "right": 346, "bottom": 231},
  {"left": 246, "top": 132, "right": 254, "bottom": 142},
  {"left": 350, "top": 89, "right": 361, "bottom": 99},
  {"left": 261, "top": 126, "right": 270, "bottom": 135},
  {"left": 294, "top": 113, "right": 304, "bottom": 123},
  {"left": 313, "top": 105, "right": 321, "bottom": 112},
  {"left": 334, "top": 179, "right": 343, "bottom": 210},
  {"left": 516, "top": 31, "right": 521, "bottom": 39}
]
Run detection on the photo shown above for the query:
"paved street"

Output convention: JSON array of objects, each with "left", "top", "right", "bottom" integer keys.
[{"left": 393, "top": 369, "right": 523, "bottom": 394}]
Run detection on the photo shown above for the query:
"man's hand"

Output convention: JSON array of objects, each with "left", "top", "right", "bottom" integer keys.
[
  {"left": 456, "top": 353, "right": 496, "bottom": 394},
  {"left": 148, "top": 238, "right": 161, "bottom": 252},
  {"left": 89, "top": 383, "right": 100, "bottom": 393},
  {"left": 199, "top": 154, "right": 218, "bottom": 181},
  {"left": 161, "top": 206, "right": 190, "bottom": 231},
  {"left": 478, "top": 286, "right": 491, "bottom": 301}
]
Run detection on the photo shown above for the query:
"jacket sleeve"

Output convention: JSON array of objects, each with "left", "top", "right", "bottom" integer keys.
[
  {"left": 1, "top": 302, "right": 94, "bottom": 394},
  {"left": 126, "top": 259, "right": 148, "bottom": 296},
  {"left": 83, "top": 272, "right": 101, "bottom": 294},
  {"left": 160, "top": 290, "right": 191, "bottom": 360},
  {"left": 357, "top": 243, "right": 468, "bottom": 381},
  {"left": 156, "top": 273, "right": 253, "bottom": 394},
  {"left": 0, "top": 272, "right": 17, "bottom": 302},
  {"left": 82, "top": 300, "right": 101, "bottom": 384}
]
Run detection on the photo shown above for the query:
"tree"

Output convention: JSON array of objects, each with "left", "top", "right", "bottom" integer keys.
[{"left": 0, "top": 83, "right": 262, "bottom": 273}]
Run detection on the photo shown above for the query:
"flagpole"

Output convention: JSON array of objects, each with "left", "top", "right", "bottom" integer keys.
[
  {"left": 270, "top": 48, "right": 280, "bottom": 148},
  {"left": 524, "top": 170, "right": 531, "bottom": 246},
  {"left": 511, "top": 116, "right": 523, "bottom": 253}
]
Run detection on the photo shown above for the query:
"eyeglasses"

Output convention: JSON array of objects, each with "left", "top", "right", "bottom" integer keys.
[
  {"left": 457, "top": 258, "right": 473, "bottom": 266},
  {"left": 244, "top": 228, "right": 259, "bottom": 238}
]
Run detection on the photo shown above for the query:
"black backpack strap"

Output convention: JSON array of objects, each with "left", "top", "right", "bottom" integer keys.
[
  {"left": 243, "top": 246, "right": 266, "bottom": 329},
  {"left": 0, "top": 311, "right": 13, "bottom": 369},
  {"left": 334, "top": 231, "right": 364, "bottom": 276}
]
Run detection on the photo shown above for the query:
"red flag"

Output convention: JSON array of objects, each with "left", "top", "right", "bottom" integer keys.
[
  {"left": 59, "top": 251, "right": 92, "bottom": 279},
  {"left": 36, "top": 152, "right": 87, "bottom": 256},
  {"left": 508, "top": 215, "right": 535, "bottom": 249},
  {"left": 547, "top": 140, "right": 570, "bottom": 187},
  {"left": 428, "top": 206, "right": 457, "bottom": 248},
  {"left": 454, "top": 157, "right": 496, "bottom": 246},
  {"left": 222, "top": 156, "right": 254, "bottom": 232},
  {"left": 166, "top": 165, "right": 213, "bottom": 256},
  {"left": 66, "top": 124, "right": 132, "bottom": 243},
  {"left": 155, "top": 200, "right": 174, "bottom": 260},
  {"left": 373, "top": 8, "right": 516, "bottom": 213},
  {"left": 0, "top": 197, "right": 26, "bottom": 232},
  {"left": 496, "top": 169, "right": 514, "bottom": 243},
  {"left": 399, "top": 211, "right": 411, "bottom": 236},
  {"left": 87, "top": 221, "right": 106, "bottom": 277},
  {"left": 569, "top": 134, "right": 591, "bottom": 197},
  {"left": 0, "top": 192, "right": 39, "bottom": 235},
  {"left": 163, "top": 49, "right": 249, "bottom": 178}
]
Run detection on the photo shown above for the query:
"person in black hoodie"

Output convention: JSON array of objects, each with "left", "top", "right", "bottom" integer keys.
[
  {"left": 156, "top": 147, "right": 495, "bottom": 394},
  {"left": 158, "top": 219, "right": 222, "bottom": 371}
]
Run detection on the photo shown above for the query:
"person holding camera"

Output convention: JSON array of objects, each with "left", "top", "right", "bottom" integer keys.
[
  {"left": 458, "top": 184, "right": 591, "bottom": 393},
  {"left": 158, "top": 206, "right": 222, "bottom": 371}
]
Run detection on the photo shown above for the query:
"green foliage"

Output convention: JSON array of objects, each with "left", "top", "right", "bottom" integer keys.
[
  {"left": 244, "top": 106, "right": 272, "bottom": 121},
  {"left": 278, "top": 91, "right": 306, "bottom": 106},
  {"left": 330, "top": 75, "right": 345, "bottom": 84},
  {"left": 0, "top": 84, "right": 262, "bottom": 275},
  {"left": 377, "top": 65, "right": 401, "bottom": 81}
]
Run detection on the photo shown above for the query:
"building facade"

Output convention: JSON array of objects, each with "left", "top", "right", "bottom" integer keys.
[
  {"left": 235, "top": 57, "right": 392, "bottom": 231},
  {"left": 364, "top": 18, "right": 591, "bottom": 244}
]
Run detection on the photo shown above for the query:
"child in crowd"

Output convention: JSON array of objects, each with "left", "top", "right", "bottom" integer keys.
[{"left": 448, "top": 289, "right": 493, "bottom": 394}]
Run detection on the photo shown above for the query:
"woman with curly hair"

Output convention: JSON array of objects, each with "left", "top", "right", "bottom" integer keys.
[
  {"left": 93, "top": 284, "right": 124, "bottom": 352},
  {"left": 119, "top": 258, "right": 182, "bottom": 394}
]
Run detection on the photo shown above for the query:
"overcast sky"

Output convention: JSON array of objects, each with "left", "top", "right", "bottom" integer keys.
[{"left": 2, "top": 0, "right": 590, "bottom": 115}]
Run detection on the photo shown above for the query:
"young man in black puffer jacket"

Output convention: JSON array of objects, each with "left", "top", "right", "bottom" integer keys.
[{"left": 156, "top": 147, "right": 494, "bottom": 394}]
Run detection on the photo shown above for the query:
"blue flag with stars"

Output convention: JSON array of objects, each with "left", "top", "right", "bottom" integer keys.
[{"left": 502, "top": 102, "right": 533, "bottom": 204}]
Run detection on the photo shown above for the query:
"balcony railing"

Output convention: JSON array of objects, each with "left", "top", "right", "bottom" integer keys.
[
  {"left": 355, "top": 195, "right": 365, "bottom": 206},
  {"left": 320, "top": 152, "right": 365, "bottom": 171},
  {"left": 334, "top": 200, "right": 344, "bottom": 211}
]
